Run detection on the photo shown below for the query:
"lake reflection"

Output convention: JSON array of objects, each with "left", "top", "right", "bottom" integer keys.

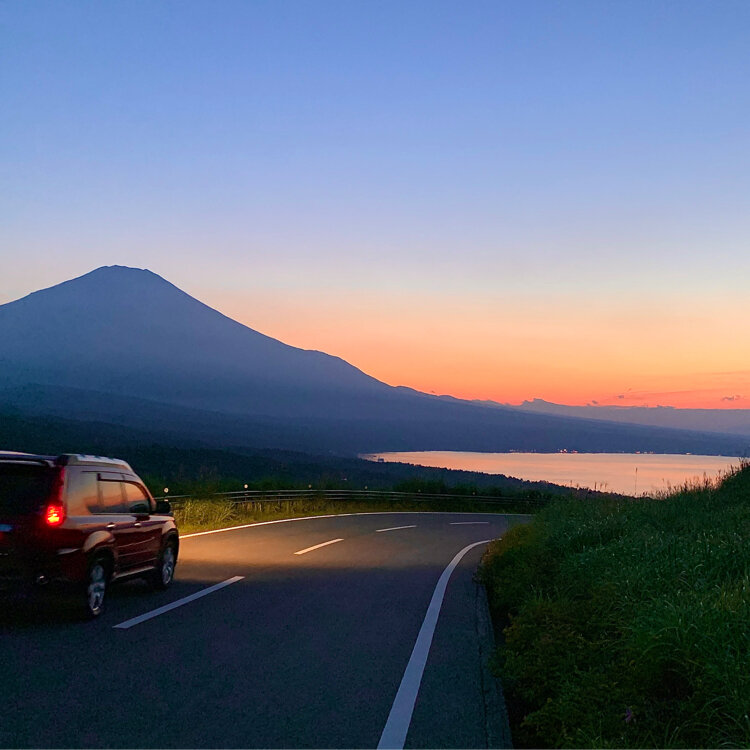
[{"left": 362, "top": 451, "right": 741, "bottom": 496}]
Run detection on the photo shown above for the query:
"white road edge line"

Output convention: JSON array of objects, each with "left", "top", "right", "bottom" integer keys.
[
  {"left": 450, "top": 521, "right": 490, "bottom": 525},
  {"left": 293, "top": 538, "right": 344, "bottom": 555},
  {"left": 376, "top": 525, "right": 417, "bottom": 533},
  {"left": 113, "top": 576, "right": 244, "bottom": 630},
  {"left": 180, "top": 512, "right": 526, "bottom": 540},
  {"left": 377, "top": 539, "right": 492, "bottom": 750}
]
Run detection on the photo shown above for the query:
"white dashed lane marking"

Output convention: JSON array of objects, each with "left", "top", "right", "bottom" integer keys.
[
  {"left": 294, "top": 538, "right": 344, "bottom": 555},
  {"left": 113, "top": 576, "right": 245, "bottom": 630},
  {"left": 376, "top": 525, "right": 417, "bottom": 533}
]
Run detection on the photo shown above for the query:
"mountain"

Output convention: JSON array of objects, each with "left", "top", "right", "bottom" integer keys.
[
  {"left": 0, "top": 266, "right": 747, "bottom": 457},
  {"left": 0, "top": 265, "right": 390, "bottom": 419},
  {"left": 511, "top": 399, "right": 750, "bottom": 437}
]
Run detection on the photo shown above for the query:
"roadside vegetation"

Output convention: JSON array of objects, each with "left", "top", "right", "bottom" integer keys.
[
  {"left": 171, "top": 491, "right": 543, "bottom": 534},
  {"left": 480, "top": 462, "right": 750, "bottom": 748}
]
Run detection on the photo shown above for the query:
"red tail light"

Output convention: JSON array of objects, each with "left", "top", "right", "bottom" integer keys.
[
  {"left": 45, "top": 504, "right": 65, "bottom": 526},
  {"left": 45, "top": 467, "right": 66, "bottom": 526}
]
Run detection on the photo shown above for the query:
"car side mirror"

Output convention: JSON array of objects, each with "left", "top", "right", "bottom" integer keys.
[{"left": 154, "top": 499, "right": 172, "bottom": 515}]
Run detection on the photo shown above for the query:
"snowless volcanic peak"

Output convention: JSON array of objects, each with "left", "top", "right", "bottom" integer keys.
[{"left": 0, "top": 265, "right": 388, "bottom": 417}]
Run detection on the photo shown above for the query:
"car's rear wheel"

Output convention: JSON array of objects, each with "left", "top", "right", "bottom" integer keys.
[
  {"left": 151, "top": 540, "right": 176, "bottom": 590},
  {"left": 81, "top": 556, "right": 108, "bottom": 619}
]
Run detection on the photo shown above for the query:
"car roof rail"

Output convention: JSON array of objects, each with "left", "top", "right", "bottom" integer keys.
[
  {"left": 0, "top": 451, "right": 134, "bottom": 472},
  {"left": 57, "top": 454, "right": 134, "bottom": 471},
  {"left": 0, "top": 451, "right": 58, "bottom": 466}
]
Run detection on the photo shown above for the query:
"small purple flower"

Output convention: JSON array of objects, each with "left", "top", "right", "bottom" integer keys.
[{"left": 624, "top": 707, "right": 634, "bottom": 724}]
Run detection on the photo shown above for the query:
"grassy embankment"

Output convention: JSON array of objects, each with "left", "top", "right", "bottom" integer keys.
[{"left": 481, "top": 463, "right": 750, "bottom": 748}]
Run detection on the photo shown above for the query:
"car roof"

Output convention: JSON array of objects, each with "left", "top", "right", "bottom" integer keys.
[{"left": 0, "top": 452, "right": 134, "bottom": 472}]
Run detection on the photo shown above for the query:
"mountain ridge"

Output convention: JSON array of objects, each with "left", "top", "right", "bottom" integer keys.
[
  {"left": 510, "top": 397, "right": 750, "bottom": 437},
  {"left": 1, "top": 265, "right": 747, "bottom": 457}
]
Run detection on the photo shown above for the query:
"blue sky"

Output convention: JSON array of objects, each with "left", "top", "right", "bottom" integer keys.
[{"left": 2, "top": 1, "right": 749, "bottom": 405}]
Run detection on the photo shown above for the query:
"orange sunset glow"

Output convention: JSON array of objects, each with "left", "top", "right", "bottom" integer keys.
[{"left": 205, "top": 286, "right": 749, "bottom": 410}]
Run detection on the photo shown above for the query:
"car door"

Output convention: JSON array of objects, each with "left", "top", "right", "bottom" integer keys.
[
  {"left": 62, "top": 466, "right": 102, "bottom": 556},
  {"left": 122, "top": 479, "right": 162, "bottom": 566},
  {"left": 96, "top": 473, "right": 139, "bottom": 571}
]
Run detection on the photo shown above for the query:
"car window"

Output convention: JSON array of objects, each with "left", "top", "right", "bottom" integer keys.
[
  {"left": 65, "top": 470, "right": 99, "bottom": 515},
  {"left": 97, "top": 478, "right": 126, "bottom": 514},
  {"left": 0, "top": 463, "right": 55, "bottom": 516},
  {"left": 123, "top": 482, "right": 150, "bottom": 514}
]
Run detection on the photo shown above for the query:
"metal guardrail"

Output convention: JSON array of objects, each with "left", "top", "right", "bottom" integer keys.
[{"left": 156, "top": 488, "right": 546, "bottom": 507}]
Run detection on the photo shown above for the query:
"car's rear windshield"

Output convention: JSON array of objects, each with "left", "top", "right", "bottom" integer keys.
[{"left": 0, "top": 463, "right": 56, "bottom": 516}]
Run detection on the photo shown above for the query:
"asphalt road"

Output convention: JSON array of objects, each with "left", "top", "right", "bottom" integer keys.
[{"left": 0, "top": 512, "right": 526, "bottom": 749}]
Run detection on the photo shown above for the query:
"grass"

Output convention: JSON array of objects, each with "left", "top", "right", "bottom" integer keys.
[
  {"left": 173, "top": 494, "right": 540, "bottom": 533},
  {"left": 480, "top": 462, "right": 750, "bottom": 749}
]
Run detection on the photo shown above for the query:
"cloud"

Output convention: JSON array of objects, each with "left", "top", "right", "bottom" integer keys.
[{"left": 721, "top": 394, "right": 744, "bottom": 402}]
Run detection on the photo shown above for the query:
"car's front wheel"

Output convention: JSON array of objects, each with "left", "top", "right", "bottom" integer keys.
[{"left": 151, "top": 540, "right": 176, "bottom": 590}]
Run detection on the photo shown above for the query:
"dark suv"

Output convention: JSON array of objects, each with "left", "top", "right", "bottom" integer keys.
[{"left": 0, "top": 452, "right": 179, "bottom": 618}]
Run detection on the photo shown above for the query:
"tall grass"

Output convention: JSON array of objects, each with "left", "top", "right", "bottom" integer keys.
[{"left": 480, "top": 463, "right": 750, "bottom": 748}]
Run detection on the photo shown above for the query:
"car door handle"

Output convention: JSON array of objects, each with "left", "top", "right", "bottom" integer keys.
[
  {"left": 133, "top": 522, "right": 142, "bottom": 528},
  {"left": 106, "top": 523, "right": 116, "bottom": 530}
]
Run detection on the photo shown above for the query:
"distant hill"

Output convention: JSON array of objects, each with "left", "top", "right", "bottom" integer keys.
[
  {"left": 509, "top": 398, "right": 750, "bottom": 437},
  {"left": 0, "top": 409, "right": 576, "bottom": 496},
  {"left": 0, "top": 266, "right": 747, "bottom": 457}
]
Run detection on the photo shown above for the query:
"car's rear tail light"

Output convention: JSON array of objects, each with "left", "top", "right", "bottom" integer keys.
[
  {"left": 45, "top": 503, "right": 65, "bottom": 526},
  {"left": 45, "top": 468, "right": 66, "bottom": 526}
]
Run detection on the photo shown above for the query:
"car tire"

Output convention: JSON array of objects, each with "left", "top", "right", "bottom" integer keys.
[
  {"left": 81, "top": 555, "right": 109, "bottom": 619},
  {"left": 150, "top": 540, "right": 176, "bottom": 591}
]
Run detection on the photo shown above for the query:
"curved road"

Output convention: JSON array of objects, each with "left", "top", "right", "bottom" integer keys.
[{"left": 0, "top": 512, "right": 525, "bottom": 749}]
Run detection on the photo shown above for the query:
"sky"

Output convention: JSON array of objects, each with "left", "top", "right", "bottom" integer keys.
[{"left": 2, "top": 1, "right": 749, "bottom": 409}]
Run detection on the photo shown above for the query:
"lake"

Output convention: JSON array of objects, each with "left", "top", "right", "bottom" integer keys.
[{"left": 362, "top": 451, "right": 742, "bottom": 496}]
